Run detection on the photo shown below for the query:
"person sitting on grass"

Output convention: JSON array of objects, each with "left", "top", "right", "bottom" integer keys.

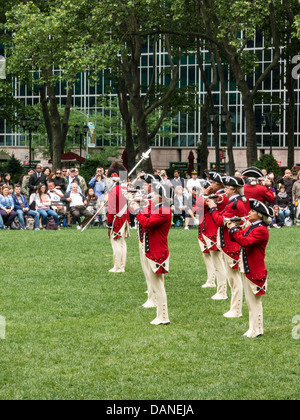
[
  {"left": 274, "top": 185, "right": 291, "bottom": 224},
  {"left": 0, "top": 185, "right": 17, "bottom": 229},
  {"left": 35, "top": 184, "right": 60, "bottom": 230},
  {"left": 270, "top": 205, "right": 284, "bottom": 229},
  {"left": 12, "top": 184, "right": 40, "bottom": 230}
]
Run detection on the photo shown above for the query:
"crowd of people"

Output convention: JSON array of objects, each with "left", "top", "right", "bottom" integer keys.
[
  {"left": 0, "top": 163, "right": 299, "bottom": 231},
  {"left": 0, "top": 165, "right": 110, "bottom": 230}
]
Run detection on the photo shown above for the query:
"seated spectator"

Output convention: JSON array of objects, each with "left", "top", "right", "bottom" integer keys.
[
  {"left": 42, "top": 167, "right": 51, "bottom": 182},
  {"left": 3, "top": 173, "right": 13, "bottom": 187},
  {"left": 47, "top": 181, "right": 66, "bottom": 215},
  {"left": 29, "top": 186, "right": 39, "bottom": 211},
  {"left": 52, "top": 170, "right": 66, "bottom": 193},
  {"left": 274, "top": 185, "right": 291, "bottom": 223},
  {"left": 270, "top": 205, "right": 284, "bottom": 229},
  {"left": 0, "top": 185, "right": 17, "bottom": 229},
  {"left": 12, "top": 184, "right": 40, "bottom": 230},
  {"left": 8, "top": 185, "right": 14, "bottom": 196},
  {"left": 85, "top": 188, "right": 100, "bottom": 214},
  {"left": 35, "top": 184, "right": 60, "bottom": 230},
  {"left": 62, "top": 183, "right": 92, "bottom": 230},
  {"left": 66, "top": 168, "right": 80, "bottom": 190},
  {"left": 21, "top": 169, "right": 35, "bottom": 200},
  {"left": 66, "top": 178, "right": 82, "bottom": 194},
  {"left": 74, "top": 168, "right": 87, "bottom": 194},
  {"left": 85, "top": 187, "right": 103, "bottom": 225},
  {"left": 292, "top": 170, "right": 300, "bottom": 226}
]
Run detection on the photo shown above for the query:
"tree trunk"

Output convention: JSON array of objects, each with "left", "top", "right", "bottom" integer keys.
[
  {"left": 238, "top": 80, "right": 257, "bottom": 165},
  {"left": 243, "top": 96, "right": 257, "bottom": 165},
  {"left": 61, "top": 87, "right": 73, "bottom": 155},
  {"left": 286, "top": 68, "right": 296, "bottom": 168},
  {"left": 198, "top": 98, "right": 209, "bottom": 177},
  {"left": 117, "top": 77, "right": 136, "bottom": 173},
  {"left": 47, "top": 83, "right": 62, "bottom": 171},
  {"left": 215, "top": 54, "right": 235, "bottom": 174},
  {"left": 134, "top": 106, "right": 153, "bottom": 173},
  {"left": 39, "top": 82, "right": 53, "bottom": 158}
]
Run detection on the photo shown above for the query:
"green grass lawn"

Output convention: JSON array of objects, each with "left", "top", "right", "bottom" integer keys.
[{"left": 0, "top": 226, "right": 299, "bottom": 400}]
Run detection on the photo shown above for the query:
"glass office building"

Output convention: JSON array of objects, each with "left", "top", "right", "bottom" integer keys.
[{"left": 1, "top": 34, "right": 299, "bottom": 160}]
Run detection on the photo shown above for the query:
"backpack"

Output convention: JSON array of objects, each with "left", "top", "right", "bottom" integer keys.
[
  {"left": 25, "top": 216, "right": 35, "bottom": 231},
  {"left": 284, "top": 217, "right": 293, "bottom": 227},
  {"left": 46, "top": 216, "right": 58, "bottom": 230},
  {"left": 10, "top": 217, "right": 23, "bottom": 230}
]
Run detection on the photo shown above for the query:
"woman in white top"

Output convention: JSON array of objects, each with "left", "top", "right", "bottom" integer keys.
[{"left": 36, "top": 184, "right": 60, "bottom": 230}]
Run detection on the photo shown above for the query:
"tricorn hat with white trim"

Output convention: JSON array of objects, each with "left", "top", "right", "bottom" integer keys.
[
  {"left": 208, "top": 171, "right": 223, "bottom": 184},
  {"left": 249, "top": 199, "right": 274, "bottom": 218},
  {"left": 241, "top": 166, "right": 264, "bottom": 179},
  {"left": 152, "top": 181, "right": 172, "bottom": 201},
  {"left": 141, "top": 173, "right": 161, "bottom": 184},
  {"left": 222, "top": 176, "right": 245, "bottom": 187}
]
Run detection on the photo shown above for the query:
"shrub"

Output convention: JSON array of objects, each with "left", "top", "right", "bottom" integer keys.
[
  {"left": 3, "top": 154, "right": 24, "bottom": 183},
  {"left": 253, "top": 154, "right": 281, "bottom": 177}
]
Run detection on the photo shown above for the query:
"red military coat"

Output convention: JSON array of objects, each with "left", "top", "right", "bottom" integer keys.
[
  {"left": 210, "top": 195, "right": 247, "bottom": 267},
  {"left": 137, "top": 199, "right": 152, "bottom": 243},
  {"left": 107, "top": 183, "right": 130, "bottom": 239},
  {"left": 193, "top": 191, "right": 228, "bottom": 253},
  {"left": 230, "top": 221, "right": 269, "bottom": 295},
  {"left": 244, "top": 184, "right": 275, "bottom": 213},
  {"left": 135, "top": 203, "right": 172, "bottom": 274}
]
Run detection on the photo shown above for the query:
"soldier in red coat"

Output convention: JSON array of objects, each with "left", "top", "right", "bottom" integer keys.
[
  {"left": 130, "top": 182, "right": 172, "bottom": 325},
  {"left": 194, "top": 173, "right": 229, "bottom": 300},
  {"left": 107, "top": 163, "right": 130, "bottom": 273},
  {"left": 204, "top": 172, "right": 229, "bottom": 299},
  {"left": 193, "top": 181, "right": 215, "bottom": 289},
  {"left": 136, "top": 173, "right": 161, "bottom": 308},
  {"left": 229, "top": 199, "right": 274, "bottom": 338},
  {"left": 242, "top": 167, "right": 275, "bottom": 213},
  {"left": 206, "top": 176, "right": 247, "bottom": 318}
]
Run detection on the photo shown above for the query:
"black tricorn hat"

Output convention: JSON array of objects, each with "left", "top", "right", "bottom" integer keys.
[
  {"left": 152, "top": 182, "right": 172, "bottom": 200},
  {"left": 222, "top": 176, "right": 245, "bottom": 187},
  {"left": 208, "top": 171, "right": 223, "bottom": 184},
  {"left": 141, "top": 173, "right": 161, "bottom": 184},
  {"left": 203, "top": 180, "right": 212, "bottom": 189},
  {"left": 249, "top": 199, "right": 274, "bottom": 218},
  {"left": 241, "top": 166, "right": 264, "bottom": 179}
]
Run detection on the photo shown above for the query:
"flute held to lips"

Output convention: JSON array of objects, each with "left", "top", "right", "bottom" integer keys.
[{"left": 223, "top": 216, "right": 250, "bottom": 228}]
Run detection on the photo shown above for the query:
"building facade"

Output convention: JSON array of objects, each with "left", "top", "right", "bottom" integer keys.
[{"left": 1, "top": 35, "right": 300, "bottom": 170}]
